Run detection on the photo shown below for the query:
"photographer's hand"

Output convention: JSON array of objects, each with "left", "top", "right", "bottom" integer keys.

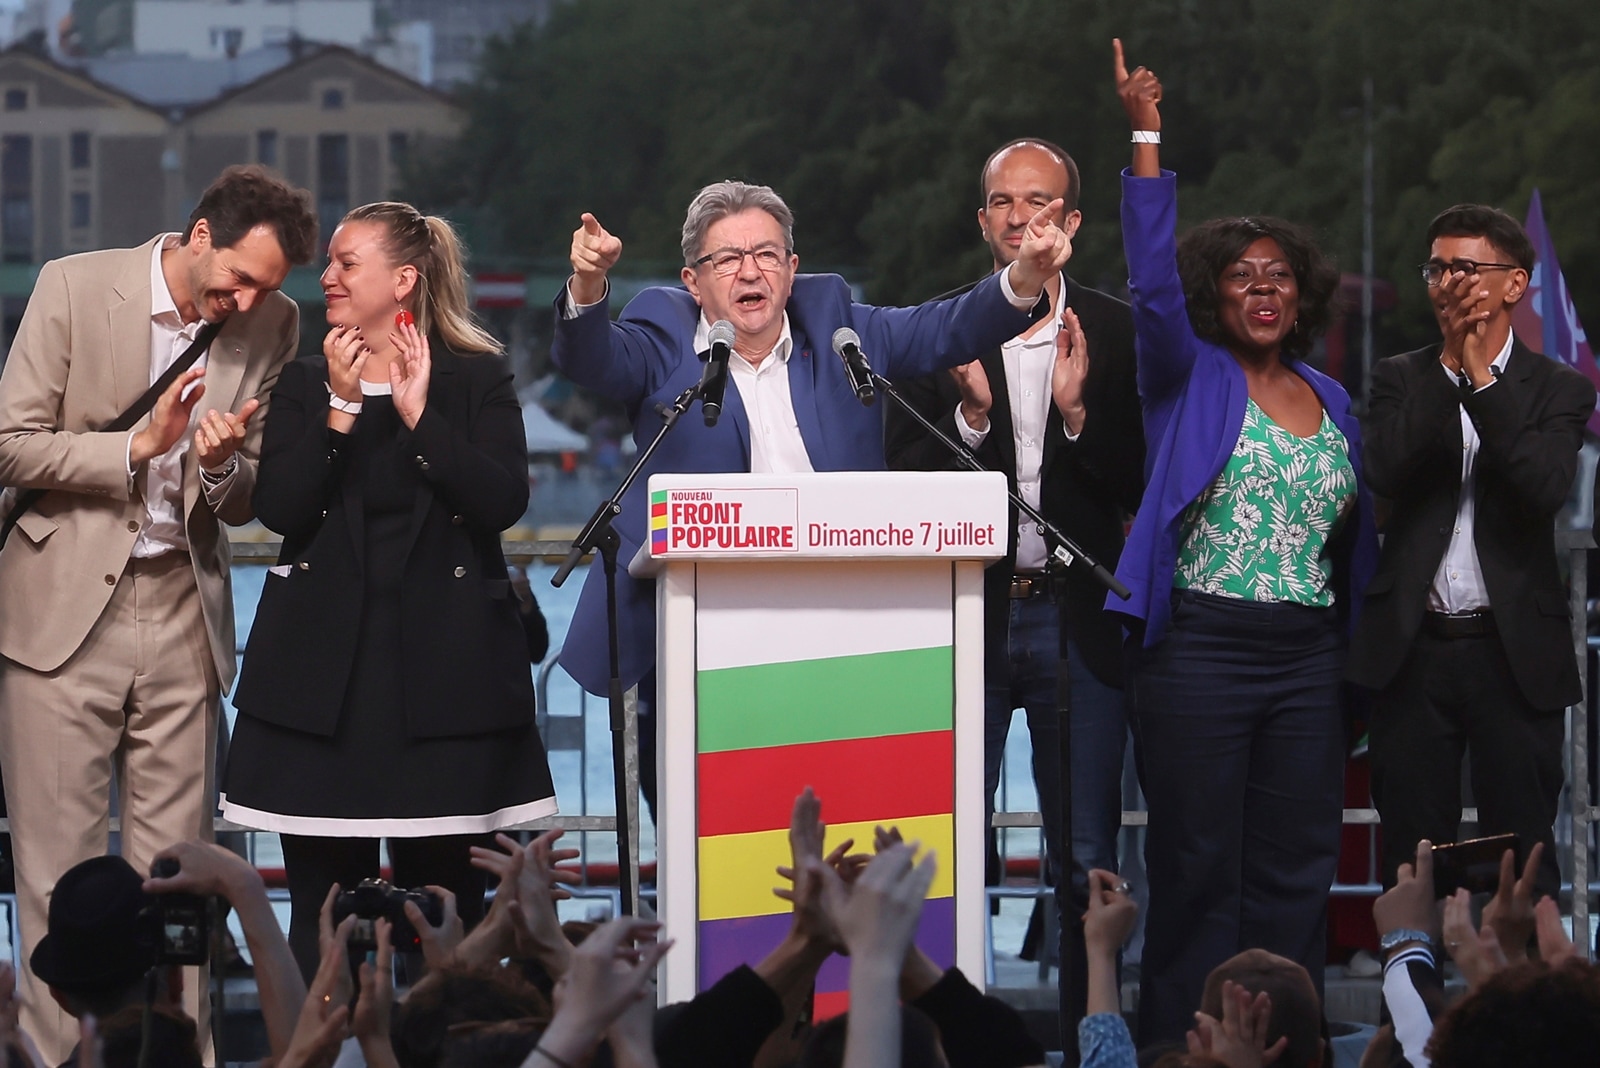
[
  {"left": 0, "top": 963, "right": 45, "bottom": 1068},
  {"left": 536, "top": 917, "right": 671, "bottom": 1068},
  {"left": 471, "top": 830, "right": 578, "bottom": 976},
  {"left": 1372, "top": 840, "right": 1439, "bottom": 959},
  {"left": 316, "top": 885, "right": 355, "bottom": 1008},
  {"left": 1442, "top": 889, "right": 1507, "bottom": 990},
  {"left": 403, "top": 886, "right": 462, "bottom": 968},
  {"left": 1481, "top": 842, "right": 1543, "bottom": 965},
  {"left": 352, "top": 920, "right": 399, "bottom": 1068},
  {"left": 145, "top": 840, "right": 307, "bottom": 1059},
  {"left": 1534, "top": 897, "right": 1578, "bottom": 968},
  {"left": 281, "top": 914, "right": 356, "bottom": 1068}
]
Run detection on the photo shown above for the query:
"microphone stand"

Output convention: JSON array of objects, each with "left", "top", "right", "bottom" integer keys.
[
  {"left": 552, "top": 380, "right": 707, "bottom": 918},
  {"left": 867, "top": 367, "right": 1130, "bottom": 600},
  {"left": 867, "top": 362, "right": 1126, "bottom": 1063}
]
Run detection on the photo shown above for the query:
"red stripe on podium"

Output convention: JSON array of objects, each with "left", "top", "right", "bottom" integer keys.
[{"left": 696, "top": 730, "right": 952, "bottom": 838}]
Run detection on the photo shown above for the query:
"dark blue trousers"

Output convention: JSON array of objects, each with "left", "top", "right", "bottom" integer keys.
[{"left": 1130, "top": 589, "right": 1345, "bottom": 1046}]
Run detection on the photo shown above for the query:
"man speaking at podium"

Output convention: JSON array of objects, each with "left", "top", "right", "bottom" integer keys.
[{"left": 552, "top": 179, "right": 1071, "bottom": 811}]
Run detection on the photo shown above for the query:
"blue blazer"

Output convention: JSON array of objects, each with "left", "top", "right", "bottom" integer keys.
[
  {"left": 551, "top": 271, "right": 1042, "bottom": 695},
  {"left": 1111, "top": 171, "right": 1379, "bottom": 647}
]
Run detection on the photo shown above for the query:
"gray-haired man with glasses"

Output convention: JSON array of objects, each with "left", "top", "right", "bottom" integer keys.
[
  {"left": 550, "top": 179, "right": 1071, "bottom": 812},
  {"left": 1349, "top": 203, "right": 1596, "bottom": 901}
]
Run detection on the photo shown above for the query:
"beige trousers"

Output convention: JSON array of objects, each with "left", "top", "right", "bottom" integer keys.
[{"left": 0, "top": 552, "right": 218, "bottom": 1067}]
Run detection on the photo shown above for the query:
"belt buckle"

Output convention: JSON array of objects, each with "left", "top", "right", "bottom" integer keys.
[{"left": 1010, "top": 573, "right": 1047, "bottom": 599}]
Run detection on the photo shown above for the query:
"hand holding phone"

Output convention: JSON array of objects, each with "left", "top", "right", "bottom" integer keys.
[{"left": 1430, "top": 834, "right": 1521, "bottom": 899}]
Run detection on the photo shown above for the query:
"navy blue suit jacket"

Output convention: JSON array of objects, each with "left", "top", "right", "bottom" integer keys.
[{"left": 551, "top": 272, "right": 1042, "bottom": 695}]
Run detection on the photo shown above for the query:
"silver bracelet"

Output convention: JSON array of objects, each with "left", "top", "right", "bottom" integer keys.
[
  {"left": 1131, "top": 130, "right": 1161, "bottom": 144},
  {"left": 326, "top": 384, "right": 363, "bottom": 415}
]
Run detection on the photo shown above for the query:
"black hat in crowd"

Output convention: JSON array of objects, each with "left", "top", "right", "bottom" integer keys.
[{"left": 30, "top": 855, "right": 157, "bottom": 992}]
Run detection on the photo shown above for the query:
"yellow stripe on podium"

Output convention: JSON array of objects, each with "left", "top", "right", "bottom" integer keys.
[{"left": 697, "top": 813, "right": 955, "bottom": 922}]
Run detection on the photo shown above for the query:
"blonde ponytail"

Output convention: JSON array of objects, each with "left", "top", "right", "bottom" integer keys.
[{"left": 340, "top": 202, "right": 501, "bottom": 356}]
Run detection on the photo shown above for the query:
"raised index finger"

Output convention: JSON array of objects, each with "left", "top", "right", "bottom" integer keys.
[
  {"left": 1027, "top": 199, "right": 1065, "bottom": 233},
  {"left": 581, "top": 212, "right": 602, "bottom": 237},
  {"left": 1515, "top": 841, "right": 1544, "bottom": 898},
  {"left": 1113, "top": 38, "right": 1129, "bottom": 83}
]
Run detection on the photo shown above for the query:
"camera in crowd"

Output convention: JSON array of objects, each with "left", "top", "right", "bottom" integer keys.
[
  {"left": 333, "top": 878, "right": 443, "bottom": 951},
  {"left": 139, "top": 858, "right": 212, "bottom": 966}
]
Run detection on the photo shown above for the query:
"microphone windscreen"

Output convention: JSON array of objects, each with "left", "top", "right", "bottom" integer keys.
[
  {"left": 831, "top": 326, "right": 861, "bottom": 356},
  {"left": 708, "top": 320, "right": 736, "bottom": 350}
]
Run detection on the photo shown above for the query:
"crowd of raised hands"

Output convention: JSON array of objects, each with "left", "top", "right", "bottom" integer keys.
[{"left": 4, "top": 799, "right": 1599, "bottom": 1068}]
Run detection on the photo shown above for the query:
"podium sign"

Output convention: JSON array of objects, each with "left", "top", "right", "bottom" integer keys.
[{"left": 636, "top": 472, "right": 1006, "bottom": 1013}]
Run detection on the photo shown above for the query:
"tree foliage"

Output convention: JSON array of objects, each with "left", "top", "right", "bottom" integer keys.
[{"left": 409, "top": 0, "right": 1600, "bottom": 355}]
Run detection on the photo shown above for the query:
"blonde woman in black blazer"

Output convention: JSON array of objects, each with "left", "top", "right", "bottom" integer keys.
[{"left": 223, "top": 202, "right": 555, "bottom": 975}]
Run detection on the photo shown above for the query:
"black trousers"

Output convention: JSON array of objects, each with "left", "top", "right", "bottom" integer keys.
[
  {"left": 1369, "top": 629, "right": 1565, "bottom": 900},
  {"left": 280, "top": 833, "right": 492, "bottom": 980},
  {"left": 1130, "top": 590, "right": 1345, "bottom": 1047}
]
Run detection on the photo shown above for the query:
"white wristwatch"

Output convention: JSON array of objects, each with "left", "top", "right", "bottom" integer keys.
[{"left": 326, "top": 384, "right": 363, "bottom": 415}]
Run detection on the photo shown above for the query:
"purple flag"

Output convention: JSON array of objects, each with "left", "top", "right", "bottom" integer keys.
[{"left": 1511, "top": 188, "right": 1600, "bottom": 436}]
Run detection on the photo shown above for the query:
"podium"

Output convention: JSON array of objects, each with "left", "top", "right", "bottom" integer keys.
[{"left": 632, "top": 470, "right": 1007, "bottom": 1011}]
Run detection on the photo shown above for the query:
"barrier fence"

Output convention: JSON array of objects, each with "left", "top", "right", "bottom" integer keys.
[{"left": 3, "top": 533, "right": 1592, "bottom": 961}]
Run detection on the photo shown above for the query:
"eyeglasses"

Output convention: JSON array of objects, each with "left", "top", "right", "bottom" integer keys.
[
  {"left": 692, "top": 244, "right": 792, "bottom": 276},
  {"left": 1419, "top": 259, "right": 1520, "bottom": 286}
]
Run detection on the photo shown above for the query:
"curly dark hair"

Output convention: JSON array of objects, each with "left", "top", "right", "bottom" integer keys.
[
  {"left": 1175, "top": 216, "right": 1341, "bottom": 362},
  {"left": 1426, "top": 961, "right": 1600, "bottom": 1068},
  {"left": 181, "top": 164, "right": 318, "bottom": 266}
]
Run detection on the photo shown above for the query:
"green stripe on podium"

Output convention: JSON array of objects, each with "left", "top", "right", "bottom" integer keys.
[{"left": 697, "top": 645, "right": 952, "bottom": 753}]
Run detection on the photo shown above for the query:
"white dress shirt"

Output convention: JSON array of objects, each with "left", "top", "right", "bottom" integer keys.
[
  {"left": 955, "top": 272, "right": 1075, "bottom": 571},
  {"left": 692, "top": 313, "right": 813, "bottom": 473},
  {"left": 130, "top": 235, "right": 217, "bottom": 558},
  {"left": 1428, "top": 330, "right": 1514, "bottom": 613}
]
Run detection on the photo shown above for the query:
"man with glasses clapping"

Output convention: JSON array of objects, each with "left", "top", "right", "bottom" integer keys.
[{"left": 1349, "top": 204, "right": 1596, "bottom": 902}]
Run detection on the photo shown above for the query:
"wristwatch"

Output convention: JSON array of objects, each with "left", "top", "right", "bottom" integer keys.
[{"left": 1378, "top": 928, "right": 1433, "bottom": 954}]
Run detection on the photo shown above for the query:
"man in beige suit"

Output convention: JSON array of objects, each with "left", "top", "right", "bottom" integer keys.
[{"left": 0, "top": 165, "right": 316, "bottom": 1062}]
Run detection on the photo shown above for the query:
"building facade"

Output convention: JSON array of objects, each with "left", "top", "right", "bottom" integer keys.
[{"left": 0, "top": 41, "right": 461, "bottom": 349}]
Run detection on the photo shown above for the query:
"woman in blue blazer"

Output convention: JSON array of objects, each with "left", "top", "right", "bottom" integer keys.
[{"left": 1111, "top": 43, "right": 1379, "bottom": 1044}]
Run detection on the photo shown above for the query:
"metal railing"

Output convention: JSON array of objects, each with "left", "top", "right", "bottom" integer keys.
[{"left": 9, "top": 533, "right": 1590, "bottom": 962}]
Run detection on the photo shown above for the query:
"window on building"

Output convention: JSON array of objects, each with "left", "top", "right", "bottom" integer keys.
[
  {"left": 69, "top": 132, "right": 90, "bottom": 169},
  {"left": 317, "top": 134, "right": 349, "bottom": 249},
  {"left": 209, "top": 27, "right": 245, "bottom": 55},
  {"left": 2, "top": 135, "right": 32, "bottom": 263},
  {"left": 3, "top": 90, "right": 25, "bottom": 112},
  {"left": 257, "top": 129, "right": 278, "bottom": 168},
  {"left": 388, "top": 131, "right": 408, "bottom": 173},
  {"left": 70, "top": 192, "right": 90, "bottom": 230},
  {"left": 321, "top": 87, "right": 345, "bottom": 110}
]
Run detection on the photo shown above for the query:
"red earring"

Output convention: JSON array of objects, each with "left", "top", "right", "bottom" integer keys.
[{"left": 395, "top": 309, "right": 414, "bottom": 329}]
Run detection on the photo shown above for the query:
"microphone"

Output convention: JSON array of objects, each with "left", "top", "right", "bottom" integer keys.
[
  {"left": 700, "top": 319, "right": 734, "bottom": 427},
  {"left": 830, "top": 327, "right": 876, "bottom": 406}
]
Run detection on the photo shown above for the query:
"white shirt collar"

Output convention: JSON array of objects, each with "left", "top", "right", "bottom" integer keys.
[
  {"left": 1490, "top": 329, "right": 1515, "bottom": 372},
  {"left": 149, "top": 233, "right": 202, "bottom": 335},
  {"left": 694, "top": 312, "right": 794, "bottom": 370}
]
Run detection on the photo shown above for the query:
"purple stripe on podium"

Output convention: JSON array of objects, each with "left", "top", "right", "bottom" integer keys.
[{"left": 697, "top": 895, "right": 956, "bottom": 993}]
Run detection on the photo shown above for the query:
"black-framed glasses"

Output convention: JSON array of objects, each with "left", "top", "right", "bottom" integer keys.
[
  {"left": 1419, "top": 259, "right": 1520, "bottom": 286},
  {"left": 692, "top": 244, "right": 792, "bottom": 276}
]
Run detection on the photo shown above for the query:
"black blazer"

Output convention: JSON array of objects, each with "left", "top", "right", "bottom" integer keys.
[
  {"left": 885, "top": 278, "right": 1144, "bottom": 687},
  {"left": 232, "top": 347, "right": 535, "bottom": 739},
  {"left": 1347, "top": 339, "right": 1596, "bottom": 710}
]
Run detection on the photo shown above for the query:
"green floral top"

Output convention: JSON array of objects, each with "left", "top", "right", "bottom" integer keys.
[{"left": 1173, "top": 399, "right": 1357, "bottom": 606}]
